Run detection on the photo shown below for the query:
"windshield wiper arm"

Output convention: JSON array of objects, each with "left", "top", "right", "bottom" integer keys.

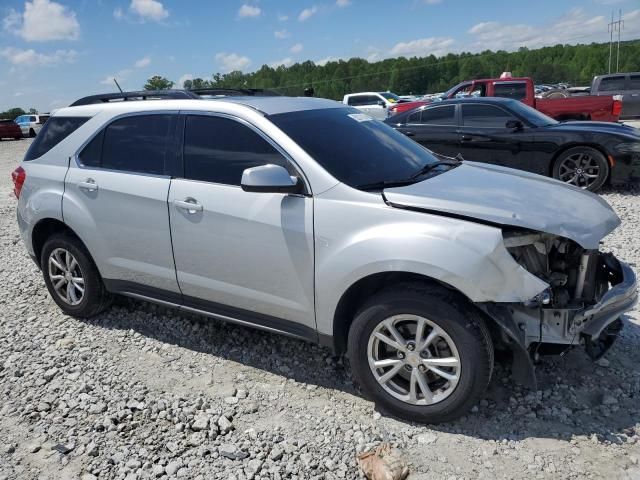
[
  {"left": 409, "top": 159, "right": 460, "bottom": 180},
  {"left": 355, "top": 179, "right": 418, "bottom": 191}
]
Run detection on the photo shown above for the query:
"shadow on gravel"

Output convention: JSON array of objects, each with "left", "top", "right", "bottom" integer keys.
[{"left": 83, "top": 297, "right": 639, "bottom": 443}]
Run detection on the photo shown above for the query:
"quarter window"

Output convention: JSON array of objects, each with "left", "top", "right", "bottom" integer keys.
[
  {"left": 101, "top": 115, "right": 173, "bottom": 175},
  {"left": 462, "top": 104, "right": 517, "bottom": 128},
  {"left": 183, "top": 115, "right": 290, "bottom": 186},
  {"left": 25, "top": 116, "right": 89, "bottom": 161}
]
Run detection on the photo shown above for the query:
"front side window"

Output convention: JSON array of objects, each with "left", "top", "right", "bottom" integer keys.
[
  {"left": 462, "top": 104, "right": 517, "bottom": 128},
  {"left": 100, "top": 114, "right": 173, "bottom": 175},
  {"left": 270, "top": 107, "right": 439, "bottom": 188},
  {"left": 493, "top": 82, "right": 527, "bottom": 100},
  {"left": 599, "top": 76, "right": 626, "bottom": 92},
  {"left": 183, "top": 115, "right": 290, "bottom": 186},
  {"left": 25, "top": 116, "right": 89, "bottom": 161}
]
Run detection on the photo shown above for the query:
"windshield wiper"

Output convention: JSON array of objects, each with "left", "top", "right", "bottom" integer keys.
[
  {"left": 409, "top": 159, "right": 460, "bottom": 180},
  {"left": 355, "top": 179, "right": 418, "bottom": 191}
]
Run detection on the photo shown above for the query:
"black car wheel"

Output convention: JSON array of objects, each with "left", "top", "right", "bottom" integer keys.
[
  {"left": 347, "top": 282, "right": 493, "bottom": 423},
  {"left": 553, "top": 146, "right": 609, "bottom": 192},
  {"left": 29, "top": 128, "right": 36, "bottom": 138}
]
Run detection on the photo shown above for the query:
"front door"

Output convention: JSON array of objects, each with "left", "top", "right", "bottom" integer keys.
[{"left": 168, "top": 114, "right": 315, "bottom": 334}]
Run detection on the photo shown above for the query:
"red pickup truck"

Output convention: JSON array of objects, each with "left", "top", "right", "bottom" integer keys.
[
  {"left": 0, "top": 120, "right": 22, "bottom": 140},
  {"left": 444, "top": 76, "right": 622, "bottom": 122}
]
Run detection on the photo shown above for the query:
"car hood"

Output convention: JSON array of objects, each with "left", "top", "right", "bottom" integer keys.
[
  {"left": 548, "top": 121, "right": 640, "bottom": 138},
  {"left": 383, "top": 161, "right": 620, "bottom": 249}
]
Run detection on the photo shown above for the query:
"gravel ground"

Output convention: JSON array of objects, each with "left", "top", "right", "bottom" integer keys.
[{"left": 1, "top": 138, "right": 639, "bottom": 480}]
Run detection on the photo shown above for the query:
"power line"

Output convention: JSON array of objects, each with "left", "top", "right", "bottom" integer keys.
[{"left": 608, "top": 10, "right": 624, "bottom": 73}]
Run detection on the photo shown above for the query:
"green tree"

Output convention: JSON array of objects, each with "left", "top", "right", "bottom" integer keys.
[
  {"left": 143, "top": 76, "right": 174, "bottom": 90},
  {"left": 0, "top": 107, "right": 26, "bottom": 119}
]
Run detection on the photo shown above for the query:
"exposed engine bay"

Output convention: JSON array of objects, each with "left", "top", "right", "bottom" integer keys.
[{"left": 500, "top": 229, "right": 628, "bottom": 360}]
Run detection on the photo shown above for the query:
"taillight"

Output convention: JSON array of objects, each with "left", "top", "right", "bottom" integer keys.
[
  {"left": 11, "top": 166, "right": 26, "bottom": 198},
  {"left": 389, "top": 106, "right": 398, "bottom": 115},
  {"left": 612, "top": 98, "right": 622, "bottom": 117}
]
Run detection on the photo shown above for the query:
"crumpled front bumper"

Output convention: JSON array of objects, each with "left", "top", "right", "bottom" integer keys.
[{"left": 576, "top": 259, "right": 637, "bottom": 339}]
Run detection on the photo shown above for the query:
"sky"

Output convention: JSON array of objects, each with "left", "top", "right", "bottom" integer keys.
[{"left": 0, "top": 0, "right": 639, "bottom": 112}]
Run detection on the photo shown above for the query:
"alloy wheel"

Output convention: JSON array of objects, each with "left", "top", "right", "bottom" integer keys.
[
  {"left": 557, "top": 152, "right": 601, "bottom": 189},
  {"left": 367, "top": 314, "right": 461, "bottom": 406},
  {"left": 48, "top": 248, "right": 85, "bottom": 306}
]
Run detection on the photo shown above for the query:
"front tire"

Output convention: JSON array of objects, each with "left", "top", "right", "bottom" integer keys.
[
  {"left": 41, "top": 234, "right": 111, "bottom": 318},
  {"left": 553, "top": 146, "right": 609, "bottom": 192},
  {"left": 347, "top": 283, "right": 493, "bottom": 423}
]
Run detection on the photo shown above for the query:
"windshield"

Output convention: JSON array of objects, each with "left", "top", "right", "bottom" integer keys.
[
  {"left": 507, "top": 100, "right": 558, "bottom": 127},
  {"left": 270, "top": 107, "right": 440, "bottom": 189},
  {"left": 379, "top": 92, "right": 400, "bottom": 102}
]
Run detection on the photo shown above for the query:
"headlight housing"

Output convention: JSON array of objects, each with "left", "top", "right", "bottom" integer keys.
[{"left": 614, "top": 142, "right": 640, "bottom": 154}]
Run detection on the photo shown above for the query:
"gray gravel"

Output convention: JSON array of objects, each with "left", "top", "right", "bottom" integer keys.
[{"left": 1, "top": 138, "right": 640, "bottom": 479}]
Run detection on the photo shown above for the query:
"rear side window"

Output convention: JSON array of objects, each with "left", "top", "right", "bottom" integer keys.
[
  {"left": 462, "top": 104, "right": 516, "bottom": 128},
  {"left": 493, "top": 82, "right": 527, "bottom": 100},
  {"left": 629, "top": 75, "right": 640, "bottom": 90},
  {"left": 25, "top": 117, "right": 89, "bottom": 161},
  {"left": 415, "top": 106, "right": 456, "bottom": 125},
  {"left": 598, "top": 76, "right": 626, "bottom": 92},
  {"left": 183, "top": 115, "right": 290, "bottom": 186},
  {"left": 100, "top": 115, "right": 173, "bottom": 175}
]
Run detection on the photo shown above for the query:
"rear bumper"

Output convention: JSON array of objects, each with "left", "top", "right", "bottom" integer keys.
[{"left": 576, "top": 259, "right": 637, "bottom": 339}]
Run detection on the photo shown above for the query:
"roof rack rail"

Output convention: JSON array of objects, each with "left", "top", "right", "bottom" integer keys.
[
  {"left": 189, "top": 88, "right": 281, "bottom": 97},
  {"left": 69, "top": 90, "right": 198, "bottom": 107}
]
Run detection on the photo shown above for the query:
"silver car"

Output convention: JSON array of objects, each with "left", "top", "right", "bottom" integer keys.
[{"left": 13, "top": 94, "right": 637, "bottom": 423}]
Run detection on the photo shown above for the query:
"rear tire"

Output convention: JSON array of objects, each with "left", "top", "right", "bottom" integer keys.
[
  {"left": 347, "top": 283, "right": 493, "bottom": 423},
  {"left": 29, "top": 128, "right": 36, "bottom": 138},
  {"left": 552, "top": 146, "right": 609, "bottom": 192},
  {"left": 41, "top": 233, "right": 111, "bottom": 318}
]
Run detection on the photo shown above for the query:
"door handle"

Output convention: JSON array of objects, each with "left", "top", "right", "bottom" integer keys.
[
  {"left": 461, "top": 135, "right": 473, "bottom": 141},
  {"left": 403, "top": 131, "right": 415, "bottom": 137},
  {"left": 78, "top": 179, "right": 98, "bottom": 192},
  {"left": 173, "top": 198, "right": 203, "bottom": 213}
]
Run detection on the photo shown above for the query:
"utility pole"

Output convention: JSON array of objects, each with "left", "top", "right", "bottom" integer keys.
[
  {"left": 607, "top": 10, "right": 623, "bottom": 74},
  {"left": 616, "top": 9, "right": 624, "bottom": 73}
]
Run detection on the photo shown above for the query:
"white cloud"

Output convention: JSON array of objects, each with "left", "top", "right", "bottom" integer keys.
[
  {"left": 0, "top": 47, "right": 77, "bottom": 66},
  {"left": 215, "top": 52, "right": 251, "bottom": 72},
  {"left": 278, "top": 14, "right": 289, "bottom": 21},
  {"left": 3, "top": 0, "right": 80, "bottom": 42},
  {"left": 290, "top": 43, "right": 304, "bottom": 54},
  {"left": 270, "top": 57, "right": 293, "bottom": 68},
  {"left": 134, "top": 56, "right": 151, "bottom": 68},
  {"left": 298, "top": 6, "right": 318, "bottom": 21},
  {"left": 389, "top": 37, "right": 455, "bottom": 57},
  {"left": 422, "top": 0, "right": 442, "bottom": 4},
  {"left": 129, "top": 0, "right": 169, "bottom": 22},
  {"left": 467, "top": 8, "right": 640, "bottom": 51},
  {"left": 274, "top": 29, "right": 290, "bottom": 39},
  {"left": 113, "top": 8, "right": 124, "bottom": 20},
  {"left": 316, "top": 56, "right": 339, "bottom": 66},
  {"left": 238, "top": 4, "right": 261, "bottom": 18},
  {"left": 177, "top": 73, "right": 193, "bottom": 88},
  {"left": 14, "top": 92, "right": 24, "bottom": 97},
  {"left": 336, "top": 0, "right": 351, "bottom": 7}
]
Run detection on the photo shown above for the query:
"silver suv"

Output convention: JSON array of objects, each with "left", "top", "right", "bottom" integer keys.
[{"left": 13, "top": 94, "right": 637, "bottom": 423}]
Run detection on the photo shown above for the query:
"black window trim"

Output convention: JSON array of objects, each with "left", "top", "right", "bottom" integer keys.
[
  {"left": 72, "top": 111, "right": 178, "bottom": 178},
  {"left": 460, "top": 102, "right": 526, "bottom": 129},
  {"left": 405, "top": 104, "right": 458, "bottom": 127},
  {"left": 176, "top": 110, "right": 311, "bottom": 195}
]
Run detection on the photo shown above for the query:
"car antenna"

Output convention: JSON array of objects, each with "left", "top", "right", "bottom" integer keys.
[{"left": 113, "top": 78, "right": 124, "bottom": 93}]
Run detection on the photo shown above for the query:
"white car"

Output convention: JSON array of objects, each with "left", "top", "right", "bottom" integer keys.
[
  {"left": 342, "top": 92, "right": 401, "bottom": 120},
  {"left": 15, "top": 114, "right": 50, "bottom": 137}
]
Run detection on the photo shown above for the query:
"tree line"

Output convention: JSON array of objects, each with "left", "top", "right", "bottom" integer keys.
[{"left": 145, "top": 39, "right": 640, "bottom": 99}]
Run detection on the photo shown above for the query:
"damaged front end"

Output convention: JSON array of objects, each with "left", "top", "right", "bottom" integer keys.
[{"left": 479, "top": 230, "right": 637, "bottom": 388}]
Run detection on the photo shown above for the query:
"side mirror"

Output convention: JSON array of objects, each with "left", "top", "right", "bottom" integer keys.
[
  {"left": 377, "top": 100, "right": 387, "bottom": 108},
  {"left": 506, "top": 120, "right": 524, "bottom": 131},
  {"left": 241, "top": 164, "right": 303, "bottom": 194}
]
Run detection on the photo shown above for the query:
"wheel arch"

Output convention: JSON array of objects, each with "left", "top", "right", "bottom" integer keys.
[
  {"left": 549, "top": 143, "right": 612, "bottom": 181},
  {"left": 31, "top": 218, "right": 89, "bottom": 268}
]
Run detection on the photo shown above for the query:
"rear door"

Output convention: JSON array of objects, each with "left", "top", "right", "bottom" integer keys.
[
  {"left": 399, "top": 104, "right": 461, "bottom": 157},
  {"left": 168, "top": 113, "right": 315, "bottom": 334},
  {"left": 63, "top": 112, "right": 181, "bottom": 295},
  {"left": 457, "top": 103, "right": 540, "bottom": 171}
]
